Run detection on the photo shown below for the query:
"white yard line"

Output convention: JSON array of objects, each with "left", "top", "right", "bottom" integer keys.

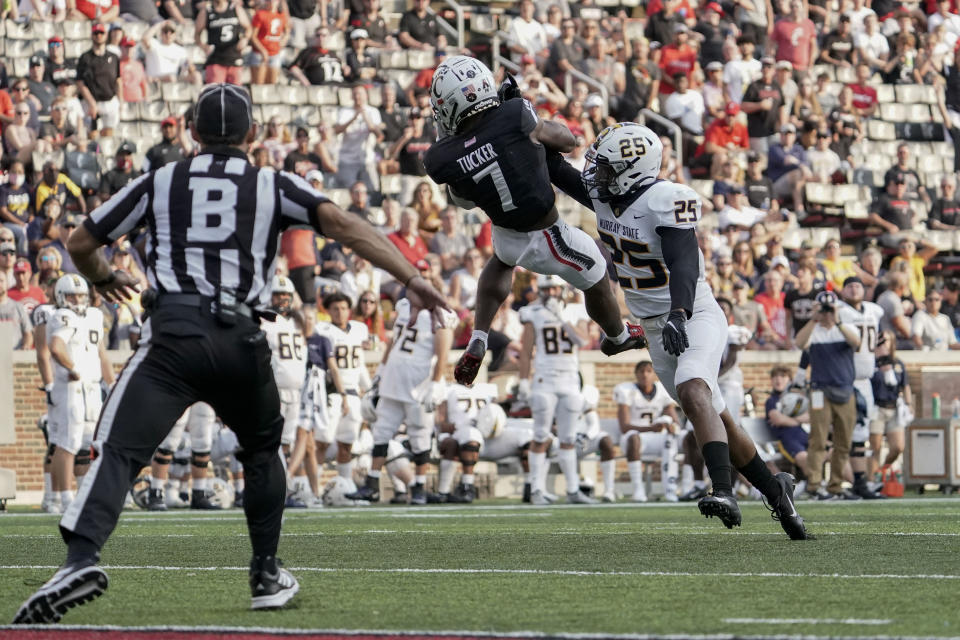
[
  {"left": 723, "top": 618, "right": 892, "bottom": 626},
  {"left": 0, "top": 565, "right": 957, "bottom": 580}
]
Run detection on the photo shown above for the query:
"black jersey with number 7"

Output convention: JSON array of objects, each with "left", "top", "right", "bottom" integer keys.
[{"left": 423, "top": 98, "right": 555, "bottom": 231}]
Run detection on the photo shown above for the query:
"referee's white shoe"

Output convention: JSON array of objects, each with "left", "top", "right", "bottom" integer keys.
[
  {"left": 12, "top": 561, "right": 108, "bottom": 624},
  {"left": 250, "top": 556, "right": 299, "bottom": 610}
]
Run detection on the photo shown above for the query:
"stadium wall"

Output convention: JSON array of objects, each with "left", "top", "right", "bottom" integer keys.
[{"left": 4, "top": 349, "right": 960, "bottom": 494}]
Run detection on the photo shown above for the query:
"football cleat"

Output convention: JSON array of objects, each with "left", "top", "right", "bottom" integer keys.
[
  {"left": 678, "top": 486, "right": 708, "bottom": 502},
  {"left": 146, "top": 488, "right": 167, "bottom": 511},
  {"left": 601, "top": 491, "right": 616, "bottom": 503},
  {"left": 12, "top": 560, "right": 108, "bottom": 624},
  {"left": 631, "top": 492, "right": 648, "bottom": 503},
  {"left": 285, "top": 492, "right": 308, "bottom": 508},
  {"left": 530, "top": 490, "right": 552, "bottom": 505},
  {"left": 453, "top": 340, "right": 486, "bottom": 386},
  {"left": 389, "top": 492, "right": 409, "bottom": 504},
  {"left": 190, "top": 489, "right": 222, "bottom": 510},
  {"left": 409, "top": 483, "right": 427, "bottom": 505},
  {"left": 345, "top": 478, "right": 380, "bottom": 503},
  {"left": 426, "top": 492, "right": 449, "bottom": 504},
  {"left": 600, "top": 323, "right": 648, "bottom": 356},
  {"left": 808, "top": 488, "right": 837, "bottom": 501},
  {"left": 839, "top": 488, "right": 863, "bottom": 501},
  {"left": 853, "top": 480, "right": 885, "bottom": 500},
  {"left": 522, "top": 482, "right": 531, "bottom": 503},
  {"left": 567, "top": 490, "right": 597, "bottom": 504},
  {"left": 698, "top": 492, "right": 742, "bottom": 529},
  {"left": 41, "top": 495, "right": 61, "bottom": 514},
  {"left": 234, "top": 490, "right": 244, "bottom": 509},
  {"left": 448, "top": 482, "right": 475, "bottom": 503},
  {"left": 761, "top": 472, "right": 810, "bottom": 541},
  {"left": 250, "top": 556, "right": 299, "bottom": 610}
]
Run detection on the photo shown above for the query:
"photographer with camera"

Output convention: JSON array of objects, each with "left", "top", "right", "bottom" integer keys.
[{"left": 794, "top": 290, "right": 861, "bottom": 500}]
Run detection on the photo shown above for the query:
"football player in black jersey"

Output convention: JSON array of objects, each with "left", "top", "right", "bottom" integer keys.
[{"left": 423, "top": 56, "right": 647, "bottom": 386}]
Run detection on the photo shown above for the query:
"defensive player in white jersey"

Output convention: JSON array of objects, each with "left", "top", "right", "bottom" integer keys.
[
  {"left": 838, "top": 276, "right": 886, "bottom": 499},
  {"left": 613, "top": 361, "right": 681, "bottom": 502},
  {"left": 518, "top": 274, "right": 595, "bottom": 505},
  {"left": 47, "top": 275, "right": 115, "bottom": 513},
  {"left": 433, "top": 382, "right": 499, "bottom": 502},
  {"left": 33, "top": 293, "right": 59, "bottom": 513},
  {"left": 549, "top": 123, "right": 808, "bottom": 539},
  {"left": 346, "top": 295, "right": 452, "bottom": 504},
  {"left": 313, "top": 291, "right": 370, "bottom": 487}
]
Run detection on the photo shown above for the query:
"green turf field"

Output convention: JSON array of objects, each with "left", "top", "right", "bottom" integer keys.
[{"left": 2, "top": 498, "right": 959, "bottom": 638}]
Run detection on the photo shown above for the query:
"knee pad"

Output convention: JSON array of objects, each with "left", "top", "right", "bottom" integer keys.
[
  {"left": 460, "top": 442, "right": 481, "bottom": 453},
  {"left": 372, "top": 443, "right": 390, "bottom": 458},
  {"left": 411, "top": 450, "right": 430, "bottom": 466},
  {"left": 850, "top": 442, "right": 865, "bottom": 458},
  {"left": 191, "top": 451, "right": 210, "bottom": 469},
  {"left": 75, "top": 448, "right": 91, "bottom": 466},
  {"left": 156, "top": 447, "right": 174, "bottom": 458},
  {"left": 153, "top": 453, "right": 173, "bottom": 465}
]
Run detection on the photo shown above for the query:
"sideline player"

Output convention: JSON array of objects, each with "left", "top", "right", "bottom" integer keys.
[
  {"left": 613, "top": 361, "right": 681, "bottom": 503},
  {"left": 548, "top": 122, "right": 808, "bottom": 539},
  {"left": 571, "top": 386, "right": 618, "bottom": 502},
  {"left": 423, "top": 56, "right": 647, "bottom": 386},
  {"left": 148, "top": 403, "right": 221, "bottom": 510},
  {"left": 837, "top": 276, "right": 885, "bottom": 499},
  {"left": 346, "top": 294, "right": 452, "bottom": 504},
  {"left": 33, "top": 282, "right": 59, "bottom": 513},
  {"left": 517, "top": 274, "right": 595, "bottom": 504},
  {"left": 13, "top": 83, "right": 449, "bottom": 623},
  {"left": 314, "top": 292, "right": 370, "bottom": 491},
  {"left": 47, "top": 275, "right": 115, "bottom": 513},
  {"left": 434, "top": 382, "right": 498, "bottom": 502}
]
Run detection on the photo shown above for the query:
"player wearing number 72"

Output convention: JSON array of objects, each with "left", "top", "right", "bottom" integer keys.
[
  {"left": 423, "top": 56, "right": 648, "bottom": 389},
  {"left": 547, "top": 122, "right": 809, "bottom": 540}
]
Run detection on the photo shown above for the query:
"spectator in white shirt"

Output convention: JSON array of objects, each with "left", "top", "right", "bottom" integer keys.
[
  {"left": 334, "top": 84, "right": 384, "bottom": 193},
  {"left": 723, "top": 36, "right": 761, "bottom": 105},
  {"left": 855, "top": 13, "right": 890, "bottom": 71},
  {"left": 664, "top": 73, "right": 705, "bottom": 135},
  {"left": 806, "top": 131, "right": 842, "bottom": 183},
  {"left": 718, "top": 189, "right": 769, "bottom": 231},
  {"left": 912, "top": 289, "right": 960, "bottom": 350},
  {"left": 508, "top": 0, "right": 549, "bottom": 66},
  {"left": 142, "top": 20, "right": 200, "bottom": 84},
  {"left": 928, "top": 0, "right": 960, "bottom": 50}
]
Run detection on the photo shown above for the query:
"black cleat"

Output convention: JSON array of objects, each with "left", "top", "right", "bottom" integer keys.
[
  {"left": 426, "top": 492, "right": 449, "bottom": 504},
  {"left": 678, "top": 486, "right": 708, "bottom": 502},
  {"left": 234, "top": 490, "right": 244, "bottom": 508},
  {"left": 698, "top": 492, "right": 742, "bottom": 529},
  {"left": 448, "top": 482, "right": 476, "bottom": 503},
  {"left": 853, "top": 481, "right": 886, "bottom": 500},
  {"left": 190, "top": 489, "right": 222, "bottom": 510},
  {"left": 12, "top": 560, "right": 108, "bottom": 624},
  {"left": 146, "top": 488, "right": 167, "bottom": 511},
  {"left": 762, "top": 473, "right": 810, "bottom": 540},
  {"left": 600, "top": 323, "right": 648, "bottom": 356},
  {"left": 410, "top": 483, "right": 427, "bottom": 505},
  {"left": 346, "top": 477, "right": 380, "bottom": 503},
  {"left": 454, "top": 340, "right": 486, "bottom": 386},
  {"left": 389, "top": 492, "right": 408, "bottom": 504},
  {"left": 522, "top": 482, "right": 532, "bottom": 503},
  {"left": 249, "top": 556, "right": 299, "bottom": 610}
]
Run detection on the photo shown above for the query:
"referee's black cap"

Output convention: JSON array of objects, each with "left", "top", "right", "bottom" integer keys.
[{"left": 194, "top": 83, "right": 253, "bottom": 140}]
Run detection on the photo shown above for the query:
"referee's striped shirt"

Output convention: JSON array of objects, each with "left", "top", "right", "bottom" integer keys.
[{"left": 84, "top": 147, "right": 329, "bottom": 307}]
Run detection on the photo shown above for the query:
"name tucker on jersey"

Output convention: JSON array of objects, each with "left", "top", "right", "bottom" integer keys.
[
  {"left": 457, "top": 143, "right": 498, "bottom": 172},
  {"left": 597, "top": 217, "right": 642, "bottom": 240}
]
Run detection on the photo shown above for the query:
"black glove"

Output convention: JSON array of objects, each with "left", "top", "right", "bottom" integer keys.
[
  {"left": 661, "top": 310, "right": 689, "bottom": 356},
  {"left": 498, "top": 73, "right": 521, "bottom": 102}
]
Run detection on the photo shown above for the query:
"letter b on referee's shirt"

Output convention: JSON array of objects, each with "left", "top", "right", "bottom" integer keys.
[{"left": 187, "top": 177, "right": 238, "bottom": 243}]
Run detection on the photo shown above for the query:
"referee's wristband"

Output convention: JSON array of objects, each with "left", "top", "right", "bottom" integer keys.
[{"left": 92, "top": 270, "right": 117, "bottom": 287}]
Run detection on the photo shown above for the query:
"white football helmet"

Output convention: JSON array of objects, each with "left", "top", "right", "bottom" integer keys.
[
  {"left": 778, "top": 391, "right": 810, "bottom": 418},
  {"left": 537, "top": 273, "right": 564, "bottom": 304},
  {"left": 430, "top": 55, "right": 499, "bottom": 135},
  {"left": 54, "top": 274, "right": 89, "bottom": 315},
  {"left": 583, "top": 123, "right": 663, "bottom": 202},
  {"left": 322, "top": 476, "right": 369, "bottom": 506},
  {"left": 271, "top": 275, "right": 295, "bottom": 314},
  {"left": 475, "top": 403, "right": 506, "bottom": 439}
]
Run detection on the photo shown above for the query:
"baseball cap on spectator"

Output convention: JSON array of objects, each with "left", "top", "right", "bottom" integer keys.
[
  {"left": 48, "top": 35, "right": 64, "bottom": 46},
  {"left": 350, "top": 28, "right": 369, "bottom": 39},
  {"left": 30, "top": 55, "right": 45, "bottom": 67},
  {"left": 800, "top": 239, "right": 815, "bottom": 250},
  {"left": 705, "top": 2, "right": 724, "bottom": 14},
  {"left": 0, "top": 242, "right": 16, "bottom": 255},
  {"left": 120, "top": 37, "right": 136, "bottom": 47},
  {"left": 724, "top": 101, "right": 740, "bottom": 116},
  {"left": 706, "top": 61, "right": 723, "bottom": 72},
  {"left": 14, "top": 258, "right": 31, "bottom": 273},
  {"left": 194, "top": 83, "right": 252, "bottom": 142},
  {"left": 760, "top": 56, "right": 775, "bottom": 66},
  {"left": 161, "top": 116, "right": 178, "bottom": 127},
  {"left": 842, "top": 276, "right": 863, "bottom": 287},
  {"left": 673, "top": 23, "right": 688, "bottom": 33},
  {"left": 584, "top": 94, "right": 604, "bottom": 109},
  {"left": 110, "top": 22, "right": 124, "bottom": 32},
  {"left": 117, "top": 140, "right": 136, "bottom": 155},
  {"left": 520, "top": 54, "right": 536, "bottom": 65},
  {"left": 305, "top": 170, "right": 323, "bottom": 184},
  {"left": 945, "top": 279, "right": 959, "bottom": 292},
  {"left": 747, "top": 151, "right": 761, "bottom": 163},
  {"left": 92, "top": 23, "right": 108, "bottom": 34},
  {"left": 60, "top": 214, "right": 79, "bottom": 228},
  {"left": 781, "top": 123, "right": 796, "bottom": 134},
  {"left": 776, "top": 60, "right": 793, "bottom": 71},
  {"left": 771, "top": 256, "right": 790, "bottom": 270},
  {"left": 116, "top": 240, "right": 132, "bottom": 253}
]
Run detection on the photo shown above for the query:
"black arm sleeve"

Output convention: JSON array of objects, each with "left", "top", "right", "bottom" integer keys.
[
  {"left": 546, "top": 150, "right": 594, "bottom": 212},
  {"left": 657, "top": 226, "right": 699, "bottom": 318}
]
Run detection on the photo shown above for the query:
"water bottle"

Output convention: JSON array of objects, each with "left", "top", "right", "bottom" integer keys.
[
  {"left": 932, "top": 393, "right": 941, "bottom": 419},
  {"left": 952, "top": 398, "right": 960, "bottom": 419}
]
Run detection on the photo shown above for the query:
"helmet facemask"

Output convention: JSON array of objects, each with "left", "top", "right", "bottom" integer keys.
[
  {"left": 583, "top": 152, "right": 633, "bottom": 203},
  {"left": 271, "top": 292, "right": 293, "bottom": 315},
  {"left": 63, "top": 293, "right": 88, "bottom": 316}
]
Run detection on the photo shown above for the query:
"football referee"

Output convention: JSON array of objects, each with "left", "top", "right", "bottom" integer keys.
[{"left": 13, "top": 84, "right": 449, "bottom": 624}]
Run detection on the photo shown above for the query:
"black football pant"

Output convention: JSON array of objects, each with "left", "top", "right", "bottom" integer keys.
[{"left": 59, "top": 304, "right": 286, "bottom": 560}]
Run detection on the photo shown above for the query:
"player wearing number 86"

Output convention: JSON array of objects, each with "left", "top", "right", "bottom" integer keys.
[
  {"left": 549, "top": 122, "right": 809, "bottom": 539},
  {"left": 423, "top": 56, "right": 648, "bottom": 388}
]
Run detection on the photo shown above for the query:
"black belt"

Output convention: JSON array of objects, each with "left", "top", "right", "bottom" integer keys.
[
  {"left": 159, "top": 293, "right": 254, "bottom": 319},
  {"left": 877, "top": 402, "right": 898, "bottom": 409}
]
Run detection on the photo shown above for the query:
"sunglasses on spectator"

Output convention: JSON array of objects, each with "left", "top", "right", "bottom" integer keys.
[
  {"left": 15, "top": 86, "right": 29, "bottom": 92},
  {"left": 16, "top": 110, "right": 30, "bottom": 115},
  {"left": 41, "top": 255, "right": 56, "bottom": 262},
  {"left": 1, "top": 250, "right": 16, "bottom": 256}
]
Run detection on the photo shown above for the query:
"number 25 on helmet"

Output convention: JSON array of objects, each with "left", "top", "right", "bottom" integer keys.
[{"left": 582, "top": 123, "right": 663, "bottom": 202}]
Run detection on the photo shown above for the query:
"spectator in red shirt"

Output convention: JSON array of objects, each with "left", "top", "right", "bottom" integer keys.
[
  {"left": 6, "top": 259, "right": 46, "bottom": 313},
  {"left": 693, "top": 101, "right": 749, "bottom": 179},
  {"left": 772, "top": 0, "right": 818, "bottom": 72},
  {"left": 754, "top": 268, "right": 789, "bottom": 347},
  {"left": 280, "top": 227, "right": 318, "bottom": 304},
  {"left": 0, "top": 89, "right": 14, "bottom": 136},
  {"left": 475, "top": 219, "right": 493, "bottom": 258},
  {"left": 69, "top": 0, "right": 119, "bottom": 22},
  {"left": 658, "top": 24, "right": 699, "bottom": 95},
  {"left": 847, "top": 62, "right": 879, "bottom": 118},
  {"left": 250, "top": 0, "right": 290, "bottom": 85},
  {"left": 119, "top": 38, "right": 147, "bottom": 102},
  {"left": 387, "top": 208, "right": 428, "bottom": 266}
]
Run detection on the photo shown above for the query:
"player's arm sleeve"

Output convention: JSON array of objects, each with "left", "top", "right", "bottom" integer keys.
[
  {"left": 82, "top": 172, "right": 152, "bottom": 244},
  {"left": 546, "top": 150, "right": 594, "bottom": 211},
  {"left": 657, "top": 226, "right": 699, "bottom": 317},
  {"left": 277, "top": 171, "right": 332, "bottom": 229}
]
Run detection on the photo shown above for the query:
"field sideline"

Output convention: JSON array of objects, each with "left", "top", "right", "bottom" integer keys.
[{"left": 1, "top": 498, "right": 958, "bottom": 639}]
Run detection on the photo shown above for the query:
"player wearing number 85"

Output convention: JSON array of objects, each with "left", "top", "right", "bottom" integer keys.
[
  {"left": 549, "top": 122, "right": 809, "bottom": 540},
  {"left": 423, "top": 56, "right": 648, "bottom": 388}
]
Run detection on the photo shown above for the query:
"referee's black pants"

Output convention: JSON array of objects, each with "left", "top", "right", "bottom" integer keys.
[{"left": 59, "top": 303, "right": 286, "bottom": 560}]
